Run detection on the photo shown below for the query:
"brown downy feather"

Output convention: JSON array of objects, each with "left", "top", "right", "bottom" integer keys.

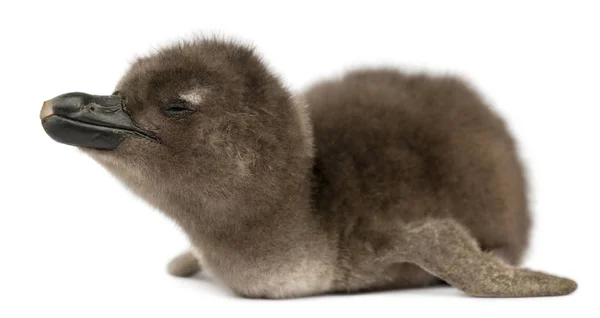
[{"left": 71, "top": 38, "right": 576, "bottom": 298}]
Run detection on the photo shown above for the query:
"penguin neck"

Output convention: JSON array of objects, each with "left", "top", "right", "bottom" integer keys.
[{"left": 179, "top": 96, "right": 318, "bottom": 244}]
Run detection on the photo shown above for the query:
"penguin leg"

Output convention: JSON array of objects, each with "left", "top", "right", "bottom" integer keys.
[
  {"left": 167, "top": 249, "right": 202, "bottom": 277},
  {"left": 381, "top": 219, "right": 577, "bottom": 297}
]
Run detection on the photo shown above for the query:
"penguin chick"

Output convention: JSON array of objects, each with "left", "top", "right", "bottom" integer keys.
[{"left": 40, "top": 38, "right": 577, "bottom": 298}]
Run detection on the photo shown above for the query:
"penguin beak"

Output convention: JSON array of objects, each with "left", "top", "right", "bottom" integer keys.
[{"left": 40, "top": 92, "right": 155, "bottom": 150}]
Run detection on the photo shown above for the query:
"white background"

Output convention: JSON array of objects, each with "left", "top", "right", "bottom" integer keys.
[{"left": 1, "top": 1, "right": 598, "bottom": 317}]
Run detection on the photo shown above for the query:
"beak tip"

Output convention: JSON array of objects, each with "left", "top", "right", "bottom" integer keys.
[{"left": 40, "top": 100, "right": 54, "bottom": 120}]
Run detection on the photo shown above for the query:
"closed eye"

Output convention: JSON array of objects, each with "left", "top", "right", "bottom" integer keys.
[
  {"left": 168, "top": 105, "right": 190, "bottom": 112},
  {"left": 162, "top": 100, "right": 196, "bottom": 117}
]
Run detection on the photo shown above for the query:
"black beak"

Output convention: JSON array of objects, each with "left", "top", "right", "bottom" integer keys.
[{"left": 40, "top": 92, "right": 154, "bottom": 150}]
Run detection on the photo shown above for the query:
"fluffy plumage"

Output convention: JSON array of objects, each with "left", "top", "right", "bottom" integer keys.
[{"left": 76, "top": 39, "right": 575, "bottom": 298}]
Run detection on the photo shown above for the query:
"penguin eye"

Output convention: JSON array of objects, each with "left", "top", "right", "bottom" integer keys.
[{"left": 162, "top": 100, "right": 196, "bottom": 117}]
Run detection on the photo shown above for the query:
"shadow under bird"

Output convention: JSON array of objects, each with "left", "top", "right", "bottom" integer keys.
[{"left": 40, "top": 38, "right": 577, "bottom": 298}]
